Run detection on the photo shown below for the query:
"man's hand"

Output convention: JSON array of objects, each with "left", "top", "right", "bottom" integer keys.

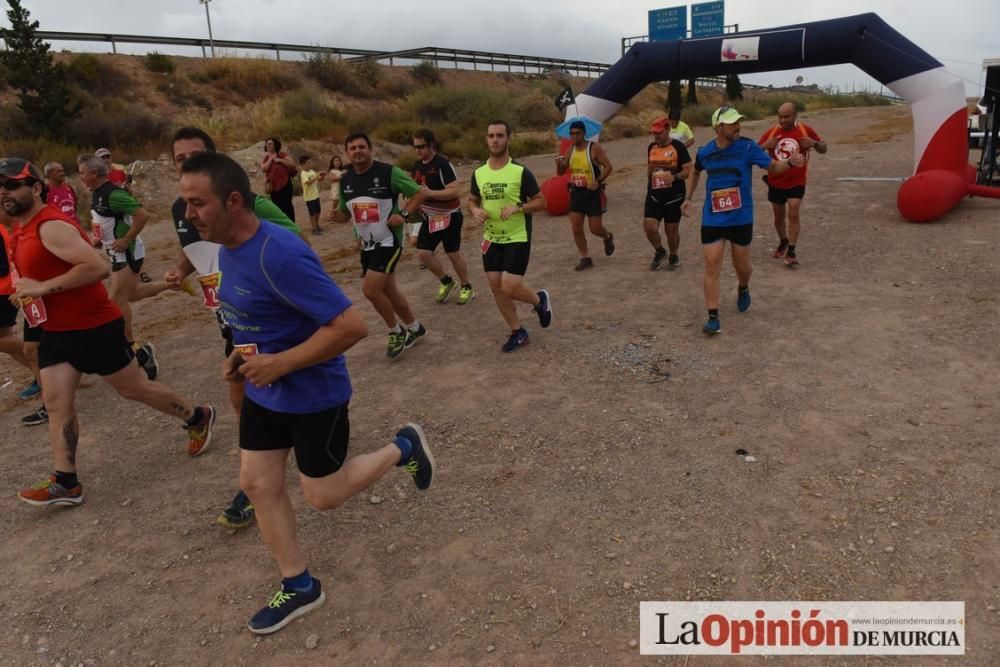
[
  {"left": 799, "top": 137, "right": 817, "bottom": 150},
  {"left": 789, "top": 152, "right": 806, "bottom": 168},
  {"left": 762, "top": 137, "right": 779, "bottom": 150},
  {"left": 222, "top": 352, "right": 245, "bottom": 383},
  {"left": 238, "top": 353, "right": 288, "bottom": 388},
  {"left": 499, "top": 204, "right": 520, "bottom": 220},
  {"left": 111, "top": 238, "right": 131, "bottom": 253},
  {"left": 13, "top": 278, "right": 47, "bottom": 299},
  {"left": 164, "top": 269, "right": 185, "bottom": 290},
  {"left": 387, "top": 213, "right": 405, "bottom": 227},
  {"left": 470, "top": 206, "right": 488, "bottom": 224},
  {"left": 587, "top": 180, "right": 601, "bottom": 191}
]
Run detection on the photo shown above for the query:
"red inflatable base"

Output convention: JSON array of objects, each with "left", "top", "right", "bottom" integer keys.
[{"left": 541, "top": 173, "right": 571, "bottom": 216}]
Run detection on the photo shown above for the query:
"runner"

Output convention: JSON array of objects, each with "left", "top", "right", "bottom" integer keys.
[
  {"left": 758, "top": 102, "right": 828, "bottom": 266},
  {"left": 683, "top": 106, "right": 804, "bottom": 334},
  {"left": 166, "top": 126, "right": 303, "bottom": 528},
  {"left": 78, "top": 154, "right": 167, "bottom": 380},
  {"left": 467, "top": 120, "right": 552, "bottom": 352},
  {"left": 43, "top": 161, "right": 79, "bottom": 224},
  {"left": 410, "top": 128, "right": 474, "bottom": 304},
  {"left": 2, "top": 208, "right": 45, "bottom": 414},
  {"left": 644, "top": 115, "right": 693, "bottom": 270},
  {"left": 178, "top": 151, "right": 435, "bottom": 635},
  {"left": 0, "top": 157, "right": 216, "bottom": 507},
  {"left": 95, "top": 148, "right": 131, "bottom": 192},
  {"left": 668, "top": 108, "right": 696, "bottom": 149},
  {"left": 555, "top": 120, "right": 615, "bottom": 271},
  {"left": 328, "top": 132, "right": 429, "bottom": 359}
]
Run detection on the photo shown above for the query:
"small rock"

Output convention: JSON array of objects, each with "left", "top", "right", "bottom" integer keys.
[
  {"left": 370, "top": 495, "right": 384, "bottom": 505},
  {"left": 486, "top": 645, "right": 496, "bottom": 653},
  {"left": 604, "top": 552, "right": 618, "bottom": 560},
  {"left": 121, "top": 499, "right": 132, "bottom": 507},
  {"left": 884, "top": 546, "right": 895, "bottom": 553},
  {"left": 386, "top": 543, "right": 397, "bottom": 554},
  {"left": 305, "top": 634, "right": 319, "bottom": 649},
  {"left": 428, "top": 644, "right": 436, "bottom": 651},
  {"left": 623, "top": 582, "right": 632, "bottom": 590},
  {"left": 628, "top": 639, "right": 638, "bottom": 648},
  {"left": 743, "top": 455, "right": 757, "bottom": 462}
]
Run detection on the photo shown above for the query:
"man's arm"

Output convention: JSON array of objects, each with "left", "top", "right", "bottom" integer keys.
[
  {"left": 328, "top": 188, "right": 352, "bottom": 223},
  {"left": 164, "top": 250, "right": 196, "bottom": 290},
  {"left": 592, "top": 143, "right": 613, "bottom": 188},
  {"left": 16, "top": 220, "right": 110, "bottom": 297},
  {"left": 466, "top": 172, "right": 488, "bottom": 224}
]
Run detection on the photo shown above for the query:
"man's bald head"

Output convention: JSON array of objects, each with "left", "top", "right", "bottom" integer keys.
[{"left": 777, "top": 102, "right": 797, "bottom": 129}]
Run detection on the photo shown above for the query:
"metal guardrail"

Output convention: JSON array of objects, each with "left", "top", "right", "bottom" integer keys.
[{"left": 18, "top": 30, "right": 609, "bottom": 77}]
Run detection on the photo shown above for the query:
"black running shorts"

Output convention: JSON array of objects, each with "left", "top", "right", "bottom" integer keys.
[
  {"left": 361, "top": 245, "right": 402, "bottom": 276},
  {"left": 23, "top": 319, "right": 42, "bottom": 343},
  {"left": 701, "top": 224, "right": 754, "bottom": 247},
  {"left": 569, "top": 188, "right": 606, "bottom": 217},
  {"left": 767, "top": 184, "right": 806, "bottom": 205},
  {"left": 416, "top": 211, "right": 463, "bottom": 253},
  {"left": 644, "top": 192, "right": 684, "bottom": 223},
  {"left": 482, "top": 240, "right": 530, "bottom": 276},
  {"left": 111, "top": 252, "right": 144, "bottom": 274},
  {"left": 38, "top": 317, "right": 134, "bottom": 376},
  {"left": 0, "top": 297, "right": 17, "bottom": 328},
  {"left": 240, "top": 397, "right": 350, "bottom": 478}
]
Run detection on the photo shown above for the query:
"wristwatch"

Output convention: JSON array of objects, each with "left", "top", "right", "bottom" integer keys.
[
  {"left": 399, "top": 208, "right": 409, "bottom": 219},
  {"left": 516, "top": 202, "right": 525, "bottom": 210}
]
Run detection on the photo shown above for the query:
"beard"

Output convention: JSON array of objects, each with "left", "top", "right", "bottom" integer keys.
[{"left": 1, "top": 197, "right": 31, "bottom": 216}]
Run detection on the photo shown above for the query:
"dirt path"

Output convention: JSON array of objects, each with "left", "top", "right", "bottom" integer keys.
[{"left": 1, "top": 105, "right": 998, "bottom": 666}]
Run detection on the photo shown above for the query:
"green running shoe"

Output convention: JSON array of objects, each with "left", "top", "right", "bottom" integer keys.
[
  {"left": 457, "top": 285, "right": 475, "bottom": 305},
  {"left": 435, "top": 279, "right": 457, "bottom": 303},
  {"left": 387, "top": 329, "right": 406, "bottom": 359}
]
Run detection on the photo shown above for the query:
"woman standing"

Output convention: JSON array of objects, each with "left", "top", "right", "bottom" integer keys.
[{"left": 261, "top": 137, "right": 297, "bottom": 222}]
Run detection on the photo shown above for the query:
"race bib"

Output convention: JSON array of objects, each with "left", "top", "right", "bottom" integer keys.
[
  {"left": 234, "top": 343, "right": 259, "bottom": 358},
  {"left": 570, "top": 174, "right": 588, "bottom": 188},
  {"left": 651, "top": 170, "right": 672, "bottom": 190},
  {"left": 92, "top": 223, "right": 103, "bottom": 243},
  {"left": 710, "top": 187, "right": 743, "bottom": 213},
  {"left": 428, "top": 214, "right": 450, "bottom": 234},
  {"left": 21, "top": 296, "right": 47, "bottom": 327},
  {"left": 198, "top": 272, "right": 222, "bottom": 309},
  {"left": 480, "top": 239, "right": 492, "bottom": 255},
  {"left": 351, "top": 201, "right": 381, "bottom": 224}
]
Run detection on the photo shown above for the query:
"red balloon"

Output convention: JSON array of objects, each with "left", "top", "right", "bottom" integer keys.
[
  {"left": 897, "top": 169, "right": 967, "bottom": 223},
  {"left": 541, "top": 173, "right": 571, "bottom": 216}
]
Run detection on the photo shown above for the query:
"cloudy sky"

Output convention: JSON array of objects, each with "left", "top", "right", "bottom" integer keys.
[{"left": 7, "top": 0, "right": 998, "bottom": 96}]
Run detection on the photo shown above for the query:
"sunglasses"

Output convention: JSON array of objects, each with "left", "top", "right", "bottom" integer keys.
[
  {"left": 413, "top": 143, "right": 428, "bottom": 150},
  {"left": 0, "top": 178, "right": 33, "bottom": 191}
]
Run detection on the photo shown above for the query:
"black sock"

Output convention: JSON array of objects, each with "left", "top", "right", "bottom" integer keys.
[
  {"left": 55, "top": 470, "right": 78, "bottom": 489},
  {"left": 654, "top": 246, "right": 665, "bottom": 256},
  {"left": 738, "top": 285, "right": 749, "bottom": 293},
  {"left": 185, "top": 406, "right": 204, "bottom": 428},
  {"left": 708, "top": 309, "right": 719, "bottom": 320},
  {"left": 440, "top": 275, "right": 453, "bottom": 285},
  {"left": 778, "top": 237, "right": 788, "bottom": 247},
  {"left": 787, "top": 244, "right": 796, "bottom": 255},
  {"left": 669, "top": 254, "right": 679, "bottom": 261}
]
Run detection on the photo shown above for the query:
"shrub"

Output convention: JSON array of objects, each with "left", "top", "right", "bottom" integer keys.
[
  {"left": 514, "top": 94, "right": 560, "bottom": 129},
  {"left": 410, "top": 60, "right": 441, "bottom": 85},
  {"left": 145, "top": 51, "right": 176, "bottom": 74},
  {"left": 156, "top": 75, "right": 212, "bottom": 109},
  {"left": 0, "top": 137, "right": 83, "bottom": 173},
  {"left": 382, "top": 75, "right": 415, "bottom": 98},
  {"left": 194, "top": 57, "right": 299, "bottom": 99},
  {"left": 67, "top": 53, "right": 131, "bottom": 96},
  {"left": 408, "top": 85, "right": 514, "bottom": 129},
  {"left": 306, "top": 53, "right": 383, "bottom": 98},
  {"left": 352, "top": 58, "right": 383, "bottom": 88},
  {"left": 510, "top": 135, "right": 551, "bottom": 158},
  {"left": 68, "top": 106, "right": 169, "bottom": 150},
  {"left": 275, "top": 89, "right": 345, "bottom": 140},
  {"left": 376, "top": 121, "right": 418, "bottom": 145}
]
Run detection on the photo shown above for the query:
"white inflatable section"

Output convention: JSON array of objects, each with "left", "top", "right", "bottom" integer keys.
[
  {"left": 887, "top": 68, "right": 967, "bottom": 173},
  {"left": 572, "top": 94, "right": 623, "bottom": 124}
]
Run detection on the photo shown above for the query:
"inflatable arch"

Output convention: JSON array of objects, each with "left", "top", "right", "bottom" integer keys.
[{"left": 569, "top": 13, "right": 999, "bottom": 222}]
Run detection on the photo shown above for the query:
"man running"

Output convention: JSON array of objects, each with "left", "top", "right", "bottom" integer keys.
[
  {"left": 0, "top": 158, "right": 215, "bottom": 506},
  {"left": 410, "top": 128, "right": 474, "bottom": 304},
  {"left": 468, "top": 120, "right": 552, "bottom": 352},
  {"left": 178, "top": 151, "right": 435, "bottom": 635},
  {"left": 683, "top": 107, "right": 804, "bottom": 334},
  {"left": 166, "top": 126, "right": 302, "bottom": 528},
  {"left": 329, "top": 132, "right": 428, "bottom": 359},
  {"left": 644, "top": 115, "right": 693, "bottom": 270},
  {"left": 43, "top": 162, "right": 79, "bottom": 224},
  {"left": 758, "top": 102, "right": 828, "bottom": 266},
  {"left": 78, "top": 154, "right": 166, "bottom": 380},
  {"left": 668, "top": 108, "right": 696, "bottom": 149},
  {"left": 555, "top": 120, "right": 614, "bottom": 271}
]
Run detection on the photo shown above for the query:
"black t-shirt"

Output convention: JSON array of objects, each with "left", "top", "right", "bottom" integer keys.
[
  {"left": 411, "top": 153, "right": 460, "bottom": 212},
  {"left": 646, "top": 139, "right": 692, "bottom": 202}
]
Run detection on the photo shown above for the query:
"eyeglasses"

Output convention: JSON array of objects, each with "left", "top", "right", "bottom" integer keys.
[
  {"left": 0, "top": 178, "right": 33, "bottom": 191},
  {"left": 413, "top": 144, "right": 428, "bottom": 150}
]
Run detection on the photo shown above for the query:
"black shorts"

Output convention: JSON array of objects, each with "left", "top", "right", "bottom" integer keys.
[
  {"left": 306, "top": 198, "right": 321, "bottom": 216},
  {"left": 644, "top": 192, "right": 684, "bottom": 223},
  {"left": 23, "top": 318, "right": 42, "bottom": 343},
  {"left": 0, "top": 297, "right": 17, "bottom": 328},
  {"left": 767, "top": 184, "right": 806, "bottom": 205},
  {"left": 111, "top": 252, "right": 144, "bottom": 274},
  {"left": 569, "top": 188, "right": 606, "bottom": 217},
  {"left": 701, "top": 224, "right": 754, "bottom": 247},
  {"left": 361, "top": 245, "right": 402, "bottom": 276},
  {"left": 240, "top": 397, "right": 350, "bottom": 478},
  {"left": 38, "top": 317, "right": 134, "bottom": 376},
  {"left": 482, "top": 240, "right": 530, "bottom": 276},
  {"left": 416, "top": 212, "right": 463, "bottom": 253}
]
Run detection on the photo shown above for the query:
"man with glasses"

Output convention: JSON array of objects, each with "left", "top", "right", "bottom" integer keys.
[
  {"left": 555, "top": 120, "right": 614, "bottom": 271},
  {"left": 0, "top": 157, "right": 216, "bottom": 506},
  {"left": 410, "top": 128, "right": 474, "bottom": 305},
  {"left": 683, "top": 106, "right": 804, "bottom": 335}
]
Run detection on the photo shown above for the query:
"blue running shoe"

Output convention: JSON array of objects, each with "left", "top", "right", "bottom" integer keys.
[
  {"left": 533, "top": 290, "right": 552, "bottom": 328},
  {"left": 397, "top": 422, "right": 434, "bottom": 491},
  {"left": 248, "top": 578, "right": 326, "bottom": 635},
  {"left": 502, "top": 327, "right": 530, "bottom": 353},
  {"left": 737, "top": 288, "right": 751, "bottom": 313},
  {"left": 703, "top": 318, "right": 721, "bottom": 335},
  {"left": 18, "top": 380, "right": 41, "bottom": 400}
]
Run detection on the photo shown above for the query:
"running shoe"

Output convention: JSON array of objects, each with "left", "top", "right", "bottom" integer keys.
[
  {"left": 18, "top": 474, "right": 83, "bottom": 506},
  {"left": 217, "top": 490, "right": 255, "bottom": 529},
  {"left": 667, "top": 255, "right": 680, "bottom": 271},
  {"left": 21, "top": 406, "right": 48, "bottom": 426},
  {"left": 533, "top": 290, "right": 552, "bottom": 328},
  {"left": 136, "top": 343, "right": 158, "bottom": 381},
  {"left": 186, "top": 405, "right": 216, "bottom": 456},
  {"left": 650, "top": 249, "right": 666, "bottom": 271},
  {"left": 435, "top": 279, "right": 457, "bottom": 303},
  {"left": 737, "top": 288, "right": 752, "bottom": 313},
  {"left": 247, "top": 578, "right": 326, "bottom": 635},
  {"left": 784, "top": 253, "right": 799, "bottom": 267},
  {"left": 18, "top": 380, "right": 41, "bottom": 400},
  {"left": 397, "top": 422, "right": 434, "bottom": 491},
  {"left": 574, "top": 257, "right": 594, "bottom": 271},
  {"left": 403, "top": 324, "right": 427, "bottom": 349},
  {"left": 502, "top": 327, "right": 530, "bottom": 353},
  {"left": 772, "top": 241, "right": 788, "bottom": 259},
  {"left": 603, "top": 232, "right": 615, "bottom": 256},
  {"left": 703, "top": 318, "right": 721, "bottom": 335},
  {"left": 139, "top": 272, "right": 153, "bottom": 284},
  {"left": 387, "top": 329, "right": 406, "bottom": 358},
  {"left": 457, "top": 285, "right": 475, "bottom": 305}
]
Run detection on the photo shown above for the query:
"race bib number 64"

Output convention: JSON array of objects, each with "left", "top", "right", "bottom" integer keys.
[{"left": 710, "top": 187, "right": 742, "bottom": 214}]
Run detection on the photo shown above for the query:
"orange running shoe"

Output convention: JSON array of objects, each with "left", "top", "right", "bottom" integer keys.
[
  {"left": 18, "top": 474, "right": 83, "bottom": 506},
  {"left": 187, "top": 406, "right": 216, "bottom": 456}
]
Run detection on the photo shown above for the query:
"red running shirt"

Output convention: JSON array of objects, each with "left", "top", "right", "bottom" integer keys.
[{"left": 758, "top": 123, "right": 822, "bottom": 189}]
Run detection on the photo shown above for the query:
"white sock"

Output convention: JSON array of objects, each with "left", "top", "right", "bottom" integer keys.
[{"left": 406, "top": 321, "right": 421, "bottom": 333}]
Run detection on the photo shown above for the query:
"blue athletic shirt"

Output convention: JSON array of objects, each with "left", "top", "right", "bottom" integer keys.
[
  {"left": 218, "top": 220, "right": 353, "bottom": 413},
  {"left": 694, "top": 137, "right": 772, "bottom": 227}
]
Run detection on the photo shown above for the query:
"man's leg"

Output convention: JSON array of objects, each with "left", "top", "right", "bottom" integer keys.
[
  {"left": 109, "top": 268, "right": 139, "bottom": 343},
  {"left": 101, "top": 361, "right": 195, "bottom": 421},
  {"left": 664, "top": 222, "right": 681, "bottom": 257},
  {"left": 771, "top": 200, "right": 788, "bottom": 257},
  {"left": 0, "top": 327, "right": 29, "bottom": 369},
  {"left": 299, "top": 443, "right": 401, "bottom": 511},
  {"left": 569, "top": 211, "right": 589, "bottom": 258},
  {"left": 587, "top": 214, "right": 612, "bottom": 241},
  {"left": 446, "top": 251, "right": 470, "bottom": 286},
  {"left": 487, "top": 271, "right": 521, "bottom": 330},
  {"left": 39, "top": 362, "right": 82, "bottom": 473},
  {"left": 702, "top": 240, "right": 726, "bottom": 310},
  {"left": 785, "top": 198, "right": 803, "bottom": 265},
  {"left": 731, "top": 242, "right": 753, "bottom": 287},
  {"left": 383, "top": 275, "right": 416, "bottom": 325},
  {"left": 643, "top": 217, "right": 663, "bottom": 250},
  {"left": 418, "top": 248, "right": 445, "bottom": 280},
  {"left": 240, "top": 449, "right": 303, "bottom": 577},
  {"left": 361, "top": 270, "right": 399, "bottom": 329},
  {"left": 500, "top": 273, "right": 541, "bottom": 307}
]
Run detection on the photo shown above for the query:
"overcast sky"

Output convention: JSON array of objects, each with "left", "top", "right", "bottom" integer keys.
[{"left": 7, "top": 0, "right": 998, "bottom": 96}]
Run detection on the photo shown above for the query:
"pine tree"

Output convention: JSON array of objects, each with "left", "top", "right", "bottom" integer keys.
[
  {"left": 686, "top": 78, "right": 699, "bottom": 105},
  {"left": 666, "top": 80, "right": 682, "bottom": 112},
  {"left": 0, "top": 0, "right": 82, "bottom": 140},
  {"left": 725, "top": 73, "right": 744, "bottom": 101}
]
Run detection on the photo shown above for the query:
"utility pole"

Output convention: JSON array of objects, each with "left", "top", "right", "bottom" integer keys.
[{"left": 199, "top": 0, "right": 215, "bottom": 58}]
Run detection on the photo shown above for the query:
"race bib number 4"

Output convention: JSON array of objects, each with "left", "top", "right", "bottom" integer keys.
[
  {"left": 710, "top": 187, "right": 743, "bottom": 213},
  {"left": 198, "top": 272, "right": 222, "bottom": 309},
  {"left": 351, "top": 201, "right": 381, "bottom": 224},
  {"left": 428, "top": 214, "right": 450, "bottom": 234},
  {"left": 21, "top": 296, "right": 47, "bottom": 327}
]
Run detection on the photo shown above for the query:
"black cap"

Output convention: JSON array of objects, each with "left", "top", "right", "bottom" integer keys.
[
  {"left": 569, "top": 120, "right": 586, "bottom": 132},
  {"left": 0, "top": 157, "right": 42, "bottom": 182}
]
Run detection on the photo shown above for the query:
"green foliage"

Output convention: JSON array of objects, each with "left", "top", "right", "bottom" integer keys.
[
  {"left": 69, "top": 103, "right": 169, "bottom": 151},
  {"left": 305, "top": 53, "right": 378, "bottom": 98},
  {"left": 514, "top": 93, "right": 560, "bottom": 128},
  {"left": 377, "top": 121, "right": 418, "bottom": 145},
  {"left": 408, "top": 85, "right": 514, "bottom": 129},
  {"left": 195, "top": 57, "right": 300, "bottom": 99},
  {"left": 275, "top": 89, "right": 345, "bottom": 140},
  {"left": 725, "top": 73, "right": 744, "bottom": 101},
  {"left": 67, "top": 53, "right": 132, "bottom": 96},
  {"left": 352, "top": 58, "right": 383, "bottom": 88},
  {"left": 0, "top": 0, "right": 82, "bottom": 140},
  {"left": 145, "top": 51, "right": 176, "bottom": 74},
  {"left": 0, "top": 136, "right": 83, "bottom": 174},
  {"left": 410, "top": 60, "right": 441, "bottom": 85},
  {"left": 156, "top": 75, "right": 212, "bottom": 110}
]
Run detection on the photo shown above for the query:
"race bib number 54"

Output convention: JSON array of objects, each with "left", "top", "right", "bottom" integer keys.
[{"left": 710, "top": 187, "right": 742, "bottom": 213}]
